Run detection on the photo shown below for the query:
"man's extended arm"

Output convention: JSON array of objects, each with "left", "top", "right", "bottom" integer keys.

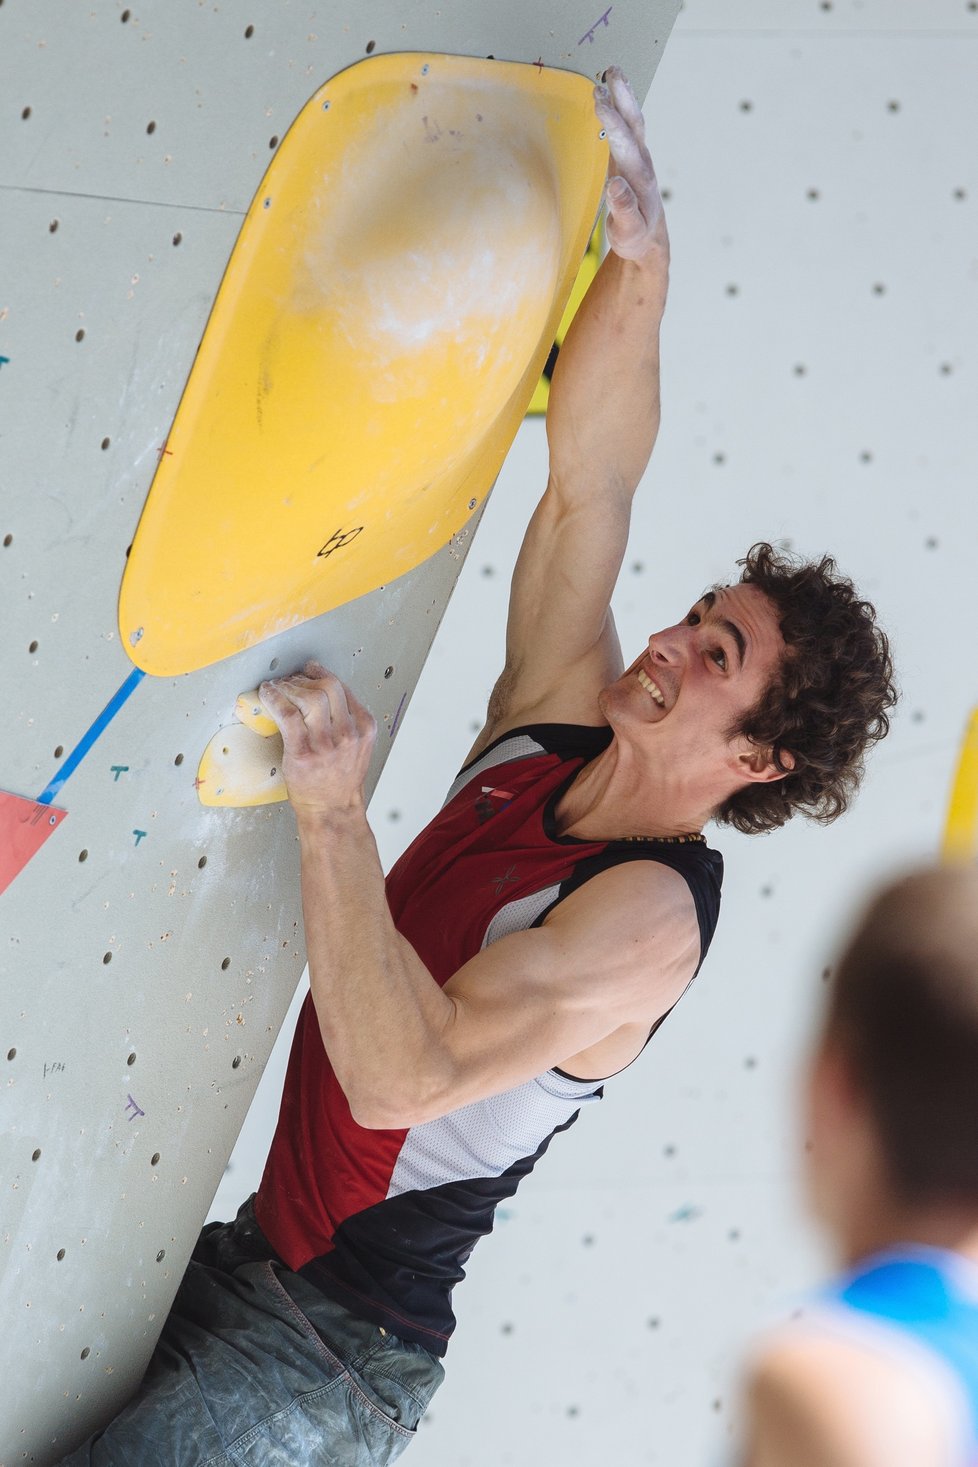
[{"left": 471, "top": 67, "right": 670, "bottom": 748}]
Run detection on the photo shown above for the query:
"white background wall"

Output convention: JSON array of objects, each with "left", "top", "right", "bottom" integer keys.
[{"left": 212, "top": 3, "right": 978, "bottom": 1462}]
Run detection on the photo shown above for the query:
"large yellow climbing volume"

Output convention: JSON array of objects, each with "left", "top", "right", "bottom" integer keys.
[{"left": 119, "top": 53, "right": 608, "bottom": 676}]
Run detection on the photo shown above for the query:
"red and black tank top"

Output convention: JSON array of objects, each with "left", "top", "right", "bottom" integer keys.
[{"left": 254, "top": 724, "right": 723, "bottom": 1355}]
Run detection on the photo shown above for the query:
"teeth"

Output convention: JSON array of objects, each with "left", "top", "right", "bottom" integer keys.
[{"left": 637, "top": 669, "right": 665, "bottom": 706}]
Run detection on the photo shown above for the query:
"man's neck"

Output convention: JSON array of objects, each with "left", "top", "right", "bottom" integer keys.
[{"left": 554, "top": 736, "right": 712, "bottom": 841}]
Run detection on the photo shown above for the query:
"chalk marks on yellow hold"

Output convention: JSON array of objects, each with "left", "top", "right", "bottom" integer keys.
[
  {"left": 197, "top": 692, "right": 287, "bottom": 809},
  {"left": 943, "top": 706, "right": 978, "bottom": 863}
]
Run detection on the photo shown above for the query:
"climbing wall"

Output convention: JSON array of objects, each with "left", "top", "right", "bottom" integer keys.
[{"left": 0, "top": 2, "right": 682, "bottom": 1462}]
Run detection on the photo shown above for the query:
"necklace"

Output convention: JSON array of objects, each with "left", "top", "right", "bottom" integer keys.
[{"left": 618, "top": 831, "right": 706, "bottom": 845}]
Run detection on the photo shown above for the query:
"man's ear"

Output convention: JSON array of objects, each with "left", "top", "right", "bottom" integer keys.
[{"left": 734, "top": 742, "right": 795, "bottom": 785}]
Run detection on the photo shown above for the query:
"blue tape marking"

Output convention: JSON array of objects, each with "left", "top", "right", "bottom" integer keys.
[
  {"left": 0, "top": 356, "right": 10, "bottom": 368},
  {"left": 37, "top": 666, "right": 146, "bottom": 805}
]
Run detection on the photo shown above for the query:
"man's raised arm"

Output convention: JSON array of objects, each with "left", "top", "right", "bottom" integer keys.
[{"left": 471, "top": 67, "right": 672, "bottom": 749}]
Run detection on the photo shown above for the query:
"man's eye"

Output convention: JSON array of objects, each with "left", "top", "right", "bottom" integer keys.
[
  {"left": 686, "top": 612, "right": 701, "bottom": 626},
  {"left": 711, "top": 648, "right": 727, "bottom": 670}
]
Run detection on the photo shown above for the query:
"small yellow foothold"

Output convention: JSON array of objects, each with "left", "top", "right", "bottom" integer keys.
[
  {"left": 234, "top": 689, "right": 279, "bottom": 737},
  {"left": 197, "top": 723, "right": 287, "bottom": 808}
]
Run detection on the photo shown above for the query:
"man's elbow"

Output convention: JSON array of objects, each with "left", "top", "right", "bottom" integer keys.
[{"left": 346, "top": 1076, "right": 450, "bottom": 1131}]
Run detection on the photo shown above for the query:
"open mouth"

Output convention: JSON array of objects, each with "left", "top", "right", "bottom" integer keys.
[{"left": 637, "top": 668, "right": 666, "bottom": 707}]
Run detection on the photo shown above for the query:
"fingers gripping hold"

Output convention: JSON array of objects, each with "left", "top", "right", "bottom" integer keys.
[
  {"left": 593, "top": 65, "right": 667, "bottom": 265},
  {"left": 257, "top": 659, "right": 377, "bottom": 815}
]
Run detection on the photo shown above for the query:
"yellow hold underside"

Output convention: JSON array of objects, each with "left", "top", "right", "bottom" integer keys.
[{"left": 119, "top": 53, "right": 608, "bottom": 677}]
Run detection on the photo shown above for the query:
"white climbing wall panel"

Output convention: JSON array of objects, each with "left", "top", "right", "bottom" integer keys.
[
  {"left": 0, "top": 1, "right": 681, "bottom": 1462},
  {"left": 3, "top": 0, "right": 976, "bottom": 1465}
]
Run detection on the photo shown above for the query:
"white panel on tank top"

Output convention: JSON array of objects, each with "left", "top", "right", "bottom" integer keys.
[
  {"left": 480, "top": 884, "right": 562, "bottom": 948},
  {"left": 441, "top": 733, "right": 547, "bottom": 808},
  {"left": 388, "top": 737, "right": 597, "bottom": 1202},
  {"left": 386, "top": 1069, "right": 601, "bottom": 1200}
]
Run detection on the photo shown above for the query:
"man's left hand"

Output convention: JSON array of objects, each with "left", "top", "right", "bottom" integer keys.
[
  {"left": 594, "top": 66, "right": 669, "bottom": 266},
  {"left": 258, "top": 661, "right": 377, "bottom": 818}
]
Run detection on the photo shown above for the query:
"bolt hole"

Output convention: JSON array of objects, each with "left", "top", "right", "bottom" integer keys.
[
  {"left": 78, "top": 850, "right": 89, "bottom": 863},
  {"left": 150, "top": 1153, "right": 160, "bottom": 1166},
  {"left": 172, "top": 232, "right": 182, "bottom": 246},
  {"left": 146, "top": 120, "right": 156, "bottom": 134},
  {"left": 28, "top": 640, "right": 38, "bottom": 653},
  {"left": 269, "top": 658, "right": 279, "bottom": 671},
  {"left": 102, "top": 952, "right": 112, "bottom": 965},
  {"left": 221, "top": 957, "right": 231, "bottom": 970},
  {"left": 32, "top": 1149, "right": 41, "bottom": 1162},
  {"left": 80, "top": 1347, "right": 90, "bottom": 1360},
  {"left": 49, "top": 219, "right": 59, "bottom": 233},
  {"left": 22, "top": 106, "right": 31, "bottom": 120},
  {"left": 156, "top": 1249, "right": 165, "bottom": 1262},
  {"left": 269, "top": 135, "right": 279, "bottom": 149},
  {"left": 101, "top": 437, "right": 110, "bottom": 451},
  {"left": 3, "top": 534, "right": 12, "bottom": 546},
  {"left": 366, "top": 39, "right": 376, "bottom": 52},
  {"left": 75, "top": 329, "right": 85, "bottom": 342},
  {"left": 232, "top": 1055, "right": 242, "bottom": 1069},
  {"left": 174, "top": 753, "right": 184, "bottom": 766},
  {"left": 121, "top": 8, "right": 131, "bottom": 20},
  {"left": 57, "top": 1248, "right": 65, "bottom": 1260},
  {"left": 197, "top": 855, "right": 207, "bottom": 869},
  {"left": 127, "top": 1053, "right": 136, "bottom": 1065},
  {"left": 384, "top": 665, "right": 394, "bottom": 679},
  {"left": 54, "top": 745, "right": 64, "bottom": 758},
  {"left": 7, "top": 1049, "right": 16, "bottom": 1061},
  {"left": 244, "top": 23, "right": 254, "bottom": 37}
]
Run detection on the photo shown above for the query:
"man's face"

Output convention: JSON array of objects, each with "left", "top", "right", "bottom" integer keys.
[{"left": 600, "top": 582, "right": 788, "bottom": 790}]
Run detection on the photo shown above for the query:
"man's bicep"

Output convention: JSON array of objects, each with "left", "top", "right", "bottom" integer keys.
[{"left": 440, "top": 863, "right": 700, "bottom": 1090}]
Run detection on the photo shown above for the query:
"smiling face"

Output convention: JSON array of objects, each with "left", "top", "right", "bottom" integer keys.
[{"left": 599, "top": 582, "right": 790, "bottom": 807}]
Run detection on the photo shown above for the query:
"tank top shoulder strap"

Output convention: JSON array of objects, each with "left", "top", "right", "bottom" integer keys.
[{"left": 443, "top": 723, "right": 612, "bottom": 806}]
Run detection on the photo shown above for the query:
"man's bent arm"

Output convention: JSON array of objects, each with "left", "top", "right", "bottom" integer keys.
[
  {"left": 260, "top": 664, "right": 700, "bottom": 1127},
  {"left": 295, "top": 799, "right": 698, "bottom": 1129}
]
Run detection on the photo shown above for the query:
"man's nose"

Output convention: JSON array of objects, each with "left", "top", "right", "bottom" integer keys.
[{"left": 648, "top": 630, "right": 683, "bottom": 664}]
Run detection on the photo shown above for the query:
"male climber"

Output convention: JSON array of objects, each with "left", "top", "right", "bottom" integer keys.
[
  {"left": 738, "top": 865, "right": 978, "bottom": 1467},
  {"left": 62, "top": 68, "right": 895, "bottom": 1465}
]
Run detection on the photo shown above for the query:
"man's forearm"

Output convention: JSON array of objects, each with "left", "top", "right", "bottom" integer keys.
[
  {"left": 546, "top": 246, "right": 668, "bottom": 499},
  {"left": 296, "top": 809, "right": 454, "bottom": 1127}
]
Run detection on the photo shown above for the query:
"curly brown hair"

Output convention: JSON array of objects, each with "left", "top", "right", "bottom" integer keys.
[{"left": 713, "top": 542, "right": 897, "bottom": 836}]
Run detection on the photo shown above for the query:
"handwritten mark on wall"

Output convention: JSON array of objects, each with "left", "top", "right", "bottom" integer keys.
[
  {"left": 0, "top": 356, "right": 10, "bottom": 368},
  {"left": 111, "top": 765, "right": 129, "bottom": 781},
  {"left": 125, "top": 1094, "right": 146, "bottom": 1122},
  {"left": 133, "top": 829, "right": 147, "bottom": 846},
  {"left": 389, "top": 692, "right": 407, "bottom": 739},
  {"left": 578, "top": 6, "right": 612, "bottom": 45},
  {"left": 318, "top": 526, "right": 363, "bottom": 559},
  {"left": 44, "top": 1062, "right": 66, "bottom": 1079}
]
